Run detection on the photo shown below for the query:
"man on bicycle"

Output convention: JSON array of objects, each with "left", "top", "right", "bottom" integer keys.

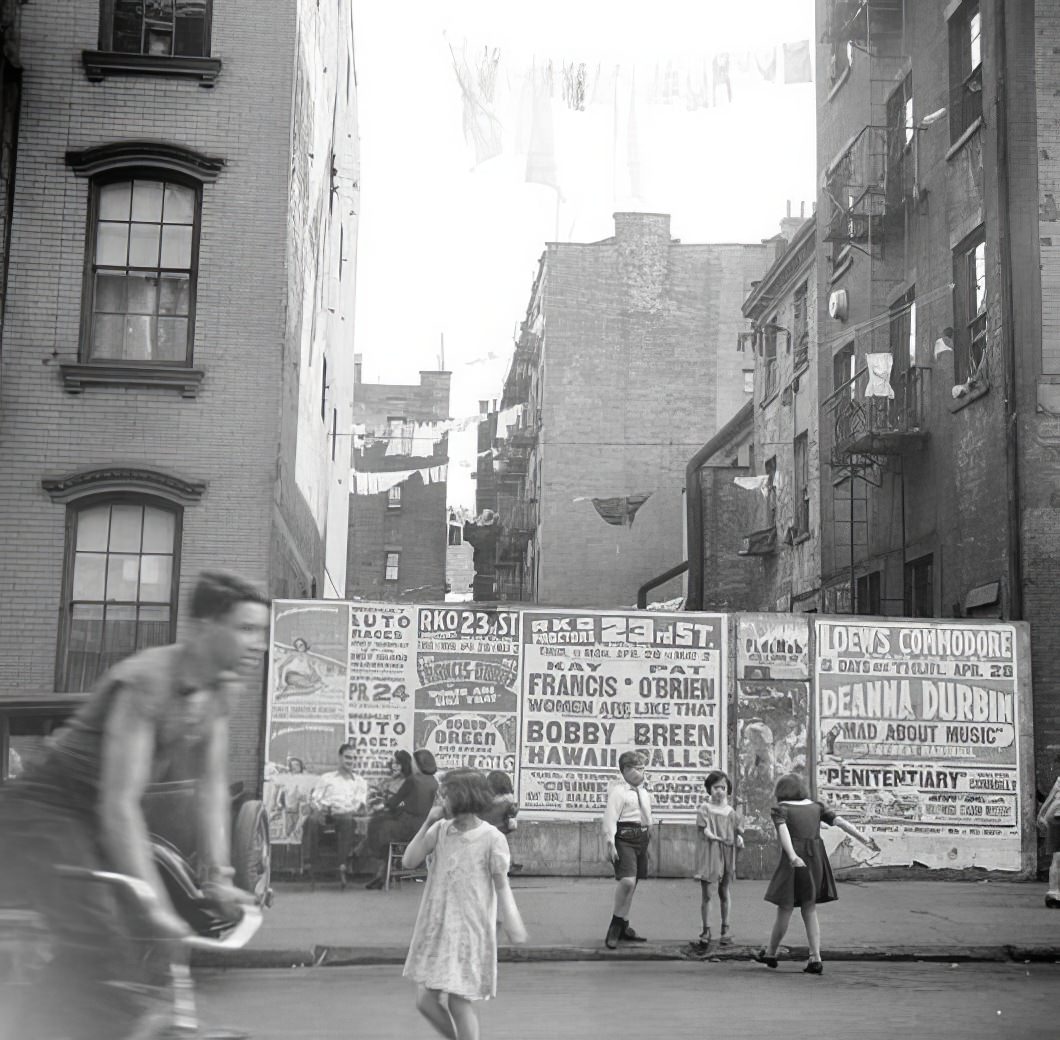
[{"left": 0, "top": 570, "right": 269, "bottom": 1040}]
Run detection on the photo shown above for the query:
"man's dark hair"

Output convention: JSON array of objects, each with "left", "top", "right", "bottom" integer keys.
[
  {"left": 190, "top": 571, "right": 269, "bottom": 620},
  {"left": 338, "top": 742, "right": 355, "bottom": 756},
  {"left": 441, "top": 768, "right": 493, "bottom": 815},
  {"left": 774, "top": 772, "right": 810, "bottom": 802},
  {"left": 486, "top": 769, "right": 514, "bottom": 796}
]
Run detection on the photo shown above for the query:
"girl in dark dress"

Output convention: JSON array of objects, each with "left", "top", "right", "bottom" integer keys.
[{"left": 752, "top": 772, "right": 878, "bottom": 974}]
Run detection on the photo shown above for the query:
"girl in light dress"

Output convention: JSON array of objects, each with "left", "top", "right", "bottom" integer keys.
[
  {"left": 403, "top": 768, "right": 527, "bottom": 1039},
  {"left": 692, "top": 770, "right": 743, "bottom": 951}
]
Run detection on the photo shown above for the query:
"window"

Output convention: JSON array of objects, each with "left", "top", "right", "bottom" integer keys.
[
  {"left": 60, "top": 498, "right": 179, "bottom": 692},
  {"left": 793, "top": 282, "right": 809, "bottom": 371},
  {"left": 856, "top": 570, "right": 882, "bottom": 615},
  {"left": 101, "top": 0, "right": 213, "bottom": 57},
  {"left": 743, "top": 368, "right": 754, "bottom": 394},
  {"left": 321, "top": 357, "right": 328, "bottom": 422},
  {"left": 833, "top": 342, "right": 855, "bottom": 394},
  {"left": 886, "top": 73, "right": 914, "bottom": 210},
  {"left": 793, "top": 432, "right": 810, "bottom": 537},
  {"left": 765, "top": 456, "right": 777, "bottom": 527},
  {"left": 953, "top": 228, "right": 987, "bottom": 384},
  {"left": 949, "top": 0, "right": 982, "bottom": 143},
  {"left": 387, "top": 484, "right": 403, "bottom": 510},
  {"left": 889, "top": 287, "right": 916, "bottom": 370},
  {"left": 384, "top": 552, "right": 400, "bottom": 582},
  {"left": 386, "top": 415, "right": 413, "bottom": 455},
  {"left": 84, "top": 176, "right": 199, "bottom": 364},
  {"left": 904, "top": 554, "right": 934, "bottom": 618},
  {"left": 762, "top": 317, "right": 779, "bottom": 399},
  {"left": 448, "top": 524, "right": 462, "bottom": 547}
]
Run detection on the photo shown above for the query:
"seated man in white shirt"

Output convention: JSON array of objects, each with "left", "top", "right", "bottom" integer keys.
[
  {"left": 602, "top": 750, "right": 653, "bottom": 949},
  {"left": 301, "top": 743, "right": 368, "bottom": 886}
]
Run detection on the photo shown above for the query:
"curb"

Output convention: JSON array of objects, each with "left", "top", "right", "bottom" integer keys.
[{"left": 193, "top": 942, "right": 1060, "bottom": 970}]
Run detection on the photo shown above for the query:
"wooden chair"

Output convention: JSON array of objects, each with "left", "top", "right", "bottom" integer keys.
[{"left": 384, "top": 841, "right": 426, "bottom": 891}]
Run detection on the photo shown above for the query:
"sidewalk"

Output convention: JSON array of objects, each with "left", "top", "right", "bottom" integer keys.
[{"left": 197, "top": 876, "right": 1060, "bottom": 969}]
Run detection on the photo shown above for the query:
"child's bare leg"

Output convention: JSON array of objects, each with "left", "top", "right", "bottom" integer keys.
[
  {"left": 1048, "top": 852, "right": 1060, "bottom": 899},
  {"left": 612, "top": 877, "right": 637, "bottom": 918},
  {"left": 447, "top": 994, "right": 480, "bottom": 1040},
  {"left": 767, "top": 906, "right": 793, "bottom": 955},
  {"left": 415, "top": 985, "right": 456, "bottom": 1039},
  {"left": 718, "top": 874, "right": 732, "bottom": 931},
  {"left": 699, "top": 880, "right": 712, "bottom": 934},
  {"left": 800, "top": 903, "right": 821, "bottom": 961}
]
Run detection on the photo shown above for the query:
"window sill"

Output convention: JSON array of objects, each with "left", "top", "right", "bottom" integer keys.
[
  {"left": 947, "top": 381, "right": 989, "bottom": 413},
  {"left": 793, "top": 531, "right": 812, "bottom": 546},
  {"left": 82, "top": 51, "right": 222, "bottom": 87},
  {"left": 945, "top": 116, "right": 983, "bottom": 162},
  {"left": 827, "top": 65, "right": 851, "bottom": 102},
  {"left": 60, "top": 362, "right": 205, "bottom": 398}
]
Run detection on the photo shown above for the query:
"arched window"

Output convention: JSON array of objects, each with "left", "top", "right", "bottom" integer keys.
[
  {"left": 84, "top": 173, "right": 200, "bottom": 364},
  {"left": 60, "top": 496, "right": 182, "bottom": 691}
]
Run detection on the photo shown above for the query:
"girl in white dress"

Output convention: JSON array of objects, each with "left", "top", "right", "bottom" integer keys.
[{"left": 402, "top": 768, "right": 527, "bottom": 1039}]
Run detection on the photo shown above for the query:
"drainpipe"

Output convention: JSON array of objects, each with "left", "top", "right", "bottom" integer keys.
[
  {"left": 995, "top": 6, "right": 1024, "bottom": 621},
  {"left": 684, "top": 401, "right": 755, "bottom": 610}
]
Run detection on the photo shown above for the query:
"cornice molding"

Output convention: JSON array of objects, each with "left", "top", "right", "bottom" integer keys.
[
  {"left": 65, "top": 140, "right": 225, "bottom": 182},
  {"left": 42, "top": 467, "right": 207, "bottom": 505}
]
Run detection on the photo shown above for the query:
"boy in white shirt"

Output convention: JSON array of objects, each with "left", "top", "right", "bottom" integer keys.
[{"left": 601, "top": 750, "right": 652, "bottom": 949}]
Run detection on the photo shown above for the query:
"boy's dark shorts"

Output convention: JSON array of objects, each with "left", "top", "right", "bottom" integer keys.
[{"left": 614, "top": 824, "right": 650, "bottom": 880}]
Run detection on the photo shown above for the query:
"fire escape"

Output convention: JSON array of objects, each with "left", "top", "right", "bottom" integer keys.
[
  {"left": 492, "top": 319, "right": 541, "bottom": 602},
  {"left": 821, "top": 0, "right": 926, "bottom": 614}
]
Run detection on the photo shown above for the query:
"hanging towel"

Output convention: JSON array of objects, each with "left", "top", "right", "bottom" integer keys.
[
  {"left": 449, "top": 39, "right": 503, "bottom": 167},
  {"left": 783, "top": 40, "right": 812, "bottom": 84},
  {"left": 349, "top": 469, "right": 415, "bottom": 495},
  {"left": 864, "top": 353, "right": 895, "bottom": 398},
  {"left": 734, "top": 475, "right": 771, "bottom": 495},
  {"left": 526, "top": 65, "right": 561, "bottom": 192}
]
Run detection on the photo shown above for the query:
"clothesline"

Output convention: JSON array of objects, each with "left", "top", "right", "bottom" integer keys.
[{"left": 349, "top": 464, "right": 449, "bottom": 495}]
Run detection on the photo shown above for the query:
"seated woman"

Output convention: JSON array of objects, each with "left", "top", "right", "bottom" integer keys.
[{"left": 363, "top": 749, "right": 439, "bottom": 889}]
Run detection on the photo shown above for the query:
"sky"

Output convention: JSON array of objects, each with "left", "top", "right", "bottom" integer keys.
[{"left": 351, "top": 1, "right": 818, "bottom": 510}]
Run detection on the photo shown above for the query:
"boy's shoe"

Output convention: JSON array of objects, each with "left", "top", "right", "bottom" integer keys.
[
  {"left": 1045, "top": 893, "right": 1060, "bottom": 909},
  {"left": 619, "top": 920, "right": 646, "bottom": 943},
  {"left": 604, "top": 917, "right": 623, "bottom": 949},
  {"left": 751, "top": 948, "right": 778, "bottom": 969}
]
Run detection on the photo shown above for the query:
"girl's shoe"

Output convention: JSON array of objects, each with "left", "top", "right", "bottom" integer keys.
[
  {"left": 803, "top": 960, "right": 824, "bottom": 975},
  {"left": 691, "top": 928, "right": 711, "bottom": 953},
  {"left": 751, "top": 948, "right": 778, "bottom": 969},
  {"left": 718, "top": 926, "right": 734, "bottom": 947}
]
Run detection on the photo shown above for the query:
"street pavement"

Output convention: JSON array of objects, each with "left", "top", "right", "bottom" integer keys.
[
  {"left": 202, "top": 875, "right": 1060, "bottom": 968},
  {"left": 194, "top": 961, "right": 1060, "bottom": 1039}
]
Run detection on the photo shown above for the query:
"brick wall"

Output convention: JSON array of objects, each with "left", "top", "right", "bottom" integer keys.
[
  {"left": 535, "top": 213, "right": 773, "bottom": 607},
  {"left": 0, "top": 1, "right": 356, "bottom": 790}
]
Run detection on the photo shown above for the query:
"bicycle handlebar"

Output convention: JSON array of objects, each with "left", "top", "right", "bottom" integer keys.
[{"left": 54, "top": 864, "right": 264, "bottom": 951}]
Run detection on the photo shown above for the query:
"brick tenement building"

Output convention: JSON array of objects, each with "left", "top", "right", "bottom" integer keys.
[
  {"left": 489, "top": 212, "right": 776, "bottom": 608},
  {"left": 347, "top": 361, "right": 450, "bottom": 603},
  {"left": 0, "top": 0, "right": 359, "bottom": 790},
  {"left": 814, "top": 1, "right": 1060, "bottom": 803}
]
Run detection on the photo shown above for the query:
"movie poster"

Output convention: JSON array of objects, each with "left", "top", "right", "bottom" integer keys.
[
  {"left": 815, "top": 619, "right": 1021, "bottom": 871},
  {"left": 518, "top": 610, "right": 726, "bottom": 821}
]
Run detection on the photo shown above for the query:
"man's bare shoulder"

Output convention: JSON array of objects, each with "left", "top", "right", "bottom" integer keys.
[{"left": 100, "top": 645, "right": 182, "bottom": 716}]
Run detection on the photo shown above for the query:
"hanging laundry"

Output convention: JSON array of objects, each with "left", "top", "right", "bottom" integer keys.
[
  {"left": 712, "top": 53, "right": 732, "bottom": 105},
  {"left": 864, "top": 353, "right": 895, "bottom": 398},
  {"left": 526, "top": 64, "right": 561, "bottom": 193},
  {"left": 626, "top": 73, "right": 643, "bottom": 202},
  {"left": 349, "top": 469, "right": 416, "bottom": 495},
  {"left": 590, "top": 493, "right": 652, "bottom": 527},
  {"left": 754, "top": 46, "right": 778, "bottom": 83},
  {"left": 783, "top": 40, "right": 812, "bottom": 84},
  {"left": 734, "top": 475, "right": 772, "bottom": 497},
  {"left": 449, "top": 38, "right": 503, "bottom": 167},
  {"left": 495, "top": 404, "right": 524, "bottom": 438},
  {"left": 530, "top": 312, "right": 544, "bottom": 336},
  {"left": 476, "top": 46, "right": 501, "bottom": 104}
]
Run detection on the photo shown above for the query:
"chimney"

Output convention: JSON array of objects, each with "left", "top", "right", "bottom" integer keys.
[{"left": 778, "top": 199, "right": 806, "bottom": 242}]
